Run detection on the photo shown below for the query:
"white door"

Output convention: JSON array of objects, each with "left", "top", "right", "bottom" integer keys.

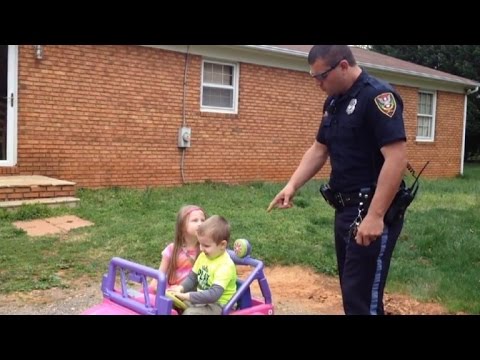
[{"left": 0, "top": 45, "right": 18, "bottom": 166}]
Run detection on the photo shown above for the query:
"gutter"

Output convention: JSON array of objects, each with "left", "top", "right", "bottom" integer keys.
[
  {"left": 461, "top": 86, "right": 479, "bottom": 175},
  {"left": 242, "top": 45, "right": 309, "bottom": 57},
  {"left": 466, "top": 86, "right": 479, "bottom": 95}
]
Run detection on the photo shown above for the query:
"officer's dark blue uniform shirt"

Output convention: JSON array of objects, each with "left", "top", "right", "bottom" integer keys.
[{"left": 316, "top": 70, "right": 406, "bottom": 193}]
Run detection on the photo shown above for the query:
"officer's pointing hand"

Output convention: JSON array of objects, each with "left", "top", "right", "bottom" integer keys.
[{"left": 267, "top": 187, "right": 294, "bottom": 212}]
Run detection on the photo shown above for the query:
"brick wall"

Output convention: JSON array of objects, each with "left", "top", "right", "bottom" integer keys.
[
  {"left": 397, "top": 85, "right": 464, "bottom": 178},
  {"left": 0, "top": 184, "right": 75, "bottom": 201},
  {"left": 0, "top": 167, "right": 20, "bottom": 175},
  {"left": 10, "top": 45, "right": 465, "bottom": 188}
]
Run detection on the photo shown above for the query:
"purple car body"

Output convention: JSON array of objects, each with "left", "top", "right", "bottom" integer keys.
[{"left": 83, "top": 246, "right": 274, "bottom": 315}]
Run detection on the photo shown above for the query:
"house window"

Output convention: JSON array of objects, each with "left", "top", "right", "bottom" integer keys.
[
  {"left": 201, "top": 60, "right": 238, "bottom": 114},
  {"left": 416, "top": 90, "right": 436, "bottom": 141}
]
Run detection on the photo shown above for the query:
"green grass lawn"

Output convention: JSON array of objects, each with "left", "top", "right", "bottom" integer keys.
[{"left": 0, "top": 164, "right": 479, "bottom": 313}]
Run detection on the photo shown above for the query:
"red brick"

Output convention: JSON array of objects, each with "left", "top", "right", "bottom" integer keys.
[{"left": 1, "top": 45, "right": 465, "bottom": 188}]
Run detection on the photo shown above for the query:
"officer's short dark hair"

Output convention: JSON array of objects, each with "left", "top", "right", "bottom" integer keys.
[{"left": 308, "top": 45, "right": 356, "bottom": 67}]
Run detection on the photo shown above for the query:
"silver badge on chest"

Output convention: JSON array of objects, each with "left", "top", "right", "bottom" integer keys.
[{"left": 346, "top": 98, "right": 357, "bottom": 115}]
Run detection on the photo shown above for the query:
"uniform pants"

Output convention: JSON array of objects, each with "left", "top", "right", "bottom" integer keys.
[{"left": 334, "top": 206, "right": 404, "bottom": 315}]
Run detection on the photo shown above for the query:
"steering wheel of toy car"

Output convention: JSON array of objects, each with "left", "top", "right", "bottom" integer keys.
[{"left": 166, "top": 290, "right": 188, "bottom": 310}]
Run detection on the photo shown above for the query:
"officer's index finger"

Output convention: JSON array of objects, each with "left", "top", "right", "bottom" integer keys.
[{"left": 266, "top": 201, "right": 275, "bottom": 212}]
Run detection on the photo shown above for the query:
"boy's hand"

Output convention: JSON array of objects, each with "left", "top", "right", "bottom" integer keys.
[
  {"left": 169, "top": 285, "right": 184, "bottom": 293},
  {"left": 171, "top": 291, "right": 189, "bottom": 301}
]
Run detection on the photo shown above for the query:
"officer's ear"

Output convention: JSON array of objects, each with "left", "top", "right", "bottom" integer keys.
[{"left": 339, "top": 58, "right": 349, "bottom": 70}]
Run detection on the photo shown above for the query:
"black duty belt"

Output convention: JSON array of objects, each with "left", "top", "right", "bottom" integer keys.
[
  {"left": 333, "top": 191, "right": 365, "bottom": 206},
  {"left": 320, "top": 184, "right": 373, "bottom": 211}
]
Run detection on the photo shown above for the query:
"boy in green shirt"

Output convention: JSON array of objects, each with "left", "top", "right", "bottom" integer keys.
[{"left": 169, "top": 215, "right": 237, "bottom": 315}]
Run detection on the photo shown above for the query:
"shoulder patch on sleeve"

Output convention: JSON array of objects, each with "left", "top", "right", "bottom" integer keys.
[{"left": 374, "top": 92, "right": 397, "bottom": 118}]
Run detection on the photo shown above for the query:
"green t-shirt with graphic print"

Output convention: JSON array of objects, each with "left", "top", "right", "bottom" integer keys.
[{"left": 192, "top": 251, "right": 237, "bottom": 306}]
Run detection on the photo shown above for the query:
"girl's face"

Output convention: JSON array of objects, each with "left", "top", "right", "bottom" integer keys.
[{"left": 185, "top": 209, "right": 206, "bottom": 237}]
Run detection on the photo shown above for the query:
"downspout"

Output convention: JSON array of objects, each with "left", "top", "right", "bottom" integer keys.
[
  {"left": 180, "top": 46, "right": 190, "bottom": 184},
  {"left": 462, "top": 86, "right": 479, "bottom": 175}
]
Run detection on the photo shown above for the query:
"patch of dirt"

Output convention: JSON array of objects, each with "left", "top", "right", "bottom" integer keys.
[
  {"left": 0, "top": 267, "right": 449, "bottom": 315},
  {"left": 238, "top": 265, "right": 449, "bottom": 315},
  {"left": 0, "top": 277, "right": 102, "bottom": 315}
]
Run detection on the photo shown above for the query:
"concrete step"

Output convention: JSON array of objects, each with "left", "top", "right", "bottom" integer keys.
[
  {"left": 0, "top": 175, "right": 76, "bottom": 202},
  {"left": 0, "top": 196, "right": 80, "bottom": 210},
  {"left": 0, "top": 175, "right": 75, "bottom": 187}
]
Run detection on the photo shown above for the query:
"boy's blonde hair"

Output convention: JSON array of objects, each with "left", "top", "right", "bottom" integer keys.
[{"left": 197, "top": 215, "right": 230, "bottom": 245}]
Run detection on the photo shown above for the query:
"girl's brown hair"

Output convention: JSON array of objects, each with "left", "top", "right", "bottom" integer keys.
[{"left": 166, "top": 205, "right": 206, "bottom": 285}]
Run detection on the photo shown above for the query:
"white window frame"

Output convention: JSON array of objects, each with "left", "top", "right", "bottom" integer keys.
[
  {"left": 200, "top": 59, "right": 239, "bottom": 114},
  {"left": 416, "top": 90, "right": 436, "bottom": 142}
]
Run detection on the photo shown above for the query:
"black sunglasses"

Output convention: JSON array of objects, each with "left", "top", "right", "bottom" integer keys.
[{"left": 310, "top": 58, "right": 344, "bottom": 81}]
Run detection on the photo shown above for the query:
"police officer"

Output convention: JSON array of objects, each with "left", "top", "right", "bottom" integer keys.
[{"left": 267, "top": 45, "right": 407, "bottom": 315}]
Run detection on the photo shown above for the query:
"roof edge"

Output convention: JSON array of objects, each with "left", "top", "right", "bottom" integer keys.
[
  {"left": 240, "top": 45, "right": 480, "bottom": 89},
  {"left": 361, "top": 62, "right": 480, "bottom": 88},
  {"left": 243, "top": 45, "right": 308, "bottom": 57}
]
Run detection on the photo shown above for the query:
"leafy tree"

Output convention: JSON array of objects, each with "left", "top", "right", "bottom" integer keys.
[{"left": 371, "top": 45, "right": 480, "bottom": 160}]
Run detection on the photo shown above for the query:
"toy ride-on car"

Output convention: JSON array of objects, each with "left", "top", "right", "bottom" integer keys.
[{"left": 82, "top": 239, "right": 274, "bottom": 315}]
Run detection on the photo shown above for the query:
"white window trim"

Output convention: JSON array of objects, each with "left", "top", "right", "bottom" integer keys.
[
  {"left": 200, "top": 59, "right": 239, "bottom": 114},
  {"left": 416, "top": 89, "right": 436, "bottom": 142}
]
